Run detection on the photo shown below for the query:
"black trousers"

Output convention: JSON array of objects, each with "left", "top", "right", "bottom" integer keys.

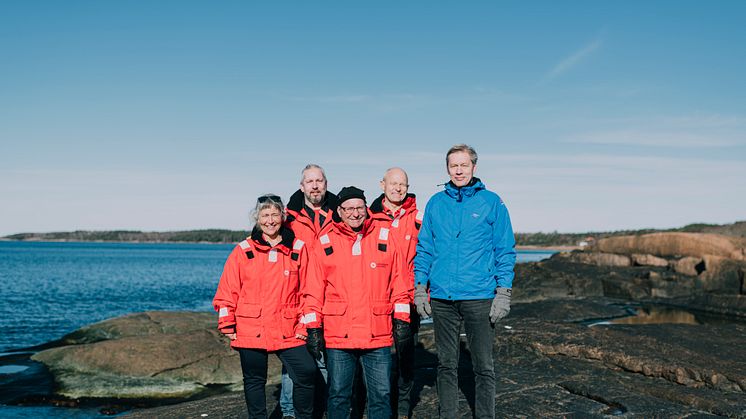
[
  {"left": 395, "top": 309, "right": 420, "bottom": 417},
  {"left": 238, "top": 345, "right": 317, "bottom": 419},
  {"left": 431, "top": 298, "right": 496, "bottom": 419}
]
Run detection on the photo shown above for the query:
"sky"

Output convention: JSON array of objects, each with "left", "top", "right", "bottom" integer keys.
[{"left": 1, "top": 1, "right": 745, "bottom": 235}]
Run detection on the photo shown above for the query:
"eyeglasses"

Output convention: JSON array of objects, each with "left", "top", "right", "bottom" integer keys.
[
  {"left": 257, "top": 194, "right": 282, "bottom": 204},
  {"left": 339, "top": 206, "right": 366, "bottom": 215}
]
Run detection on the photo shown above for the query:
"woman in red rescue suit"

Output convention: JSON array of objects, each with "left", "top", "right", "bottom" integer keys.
[{"left": 213, "top": 194, "right": 318, "bottom": 418}]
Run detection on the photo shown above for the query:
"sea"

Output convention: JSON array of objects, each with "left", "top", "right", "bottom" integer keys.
[{"left": 0, "top": 241, "right": 555, "bottom": 417}]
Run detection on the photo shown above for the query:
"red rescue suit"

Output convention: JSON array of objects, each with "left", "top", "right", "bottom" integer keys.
[
  {"left": 369, "top": 193, "right": 422, "bottom": 277},
  {"left": 213, "top": 227, "right": 316, "bottom": 351},
  {"left": 285, "top": 190, "right": 338, "bottom": 247},
  {"left": 304, "top": 215, "right": 413, "bottom": 349}
]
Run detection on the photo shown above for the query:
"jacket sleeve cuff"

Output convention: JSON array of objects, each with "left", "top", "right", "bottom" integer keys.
[
  {"left": 217, "top": 306, "right": 236, "bottom": 329},
  {"left": 393, "top": 304, "right": 411, "bottom": 322},
  {"left": 393, "top": 312, "right": 410, "bottom": 322},
  {"left": 414, "top": 272, "right": 427, "bottom": 286},
  {"left": 219, "top": 325, "right": 236, "bottom": 334},
  {"left": 300, "top": 311, "right": 321, "bottom": 329},
  {"left": 496, "top": 277, "right": 513, "bottom": 289}
]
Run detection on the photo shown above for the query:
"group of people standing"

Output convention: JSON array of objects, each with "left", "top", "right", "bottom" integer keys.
[{"left": 212, "top": 144, "right": 516, "bottom": 419}]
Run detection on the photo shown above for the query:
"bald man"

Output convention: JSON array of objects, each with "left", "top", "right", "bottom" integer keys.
[{"left": 369, "top": 167, "right": 422, "bottom": 419}]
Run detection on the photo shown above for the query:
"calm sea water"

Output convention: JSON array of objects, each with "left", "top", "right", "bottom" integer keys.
[
  {"left": 0, "top": 241, "right": 553, "bottom": 417},
  {"left": 0, "top": 241, "right": 231, "bottom": 353}
]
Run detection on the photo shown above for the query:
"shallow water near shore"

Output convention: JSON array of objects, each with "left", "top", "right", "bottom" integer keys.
[
  {"left": 587, "top": 303, "right": 746, "bottom": 326},
  {"left": 0, "top": 241, "right": 552, "bottom": 417}
]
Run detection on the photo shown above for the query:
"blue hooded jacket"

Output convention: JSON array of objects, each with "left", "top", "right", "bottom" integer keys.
[{"left": 414, "top": 178, "right": 516, "bottom": 300}]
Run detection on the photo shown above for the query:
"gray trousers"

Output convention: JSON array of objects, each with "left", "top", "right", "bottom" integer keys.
[{"left": 431, "top": 298, "right": 496, "bottom": 419}]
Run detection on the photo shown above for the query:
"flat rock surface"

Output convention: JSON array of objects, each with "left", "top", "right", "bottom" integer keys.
[
  {"left": 30, "top": 312, "right": 279, "bottom": 399},
  {"left": 58, "top": 311, "right": 217, "bottom": 344},
  {"left": 127, "top": 299, "right": 746, "bottom": 418},
  {"left": 594, "top": 232, "right": 746, "bottom": 261}
]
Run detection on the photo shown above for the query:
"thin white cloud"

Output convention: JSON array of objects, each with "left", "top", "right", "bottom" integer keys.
[
  {"left": 284, "top": 93, "right": 440, "bottom": 113},
  {"left": 565, "top": 130, "right": 741, "bottom": 148},
  {"left": 658, "top": 114, "right": 746, "bottom": 128},
  {"left": 560, "top": 113, "right": 746, "bottom": 148},
  {"left": 471, "top": 152, "right": 746, "bottom": 232},
  {"left": 289, "top": 95, "right": 371, "bottom": 103},
  {"left": 545, "top": 38, "right": 603, "bottom": 80},
  {"left": 476, "top": 151, "right": 743, "bottom": 173}
]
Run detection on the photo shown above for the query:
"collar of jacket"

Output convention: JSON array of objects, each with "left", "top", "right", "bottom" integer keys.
[
  {"left": 286, "top": 189, "right": 339, "bottom": 222},
  {"left": 249, "top": 225, "right": 295, "bottom": 254},
  {"left": 444, "top": 177, "right": 484, "bottom": 202},
  {"left": 369, "top": 193, "right": 417, "bottom": 217},
  {"left": 331, "top": 214, "right": 376, "bottom": 240}
]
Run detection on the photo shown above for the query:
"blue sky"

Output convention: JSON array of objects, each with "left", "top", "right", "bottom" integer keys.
[{"left": 1, "top": 1, "right": 745, "bottom": 235}]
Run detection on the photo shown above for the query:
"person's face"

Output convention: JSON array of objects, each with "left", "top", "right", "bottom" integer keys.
[
  {"left": 337, "top": 198, "right": 367, "bottom": 230},
  {"left": 380, "top": 169, "right": 409, "bottom": 206},
  {"left": 300, "top": 168, "right": 327, "bottom": 206},
  {"left": 447, "top": 151, "right": 476, "bottom": 187},
  {"left": 258, "top": 207, "right": 283, "bottom": 238}
]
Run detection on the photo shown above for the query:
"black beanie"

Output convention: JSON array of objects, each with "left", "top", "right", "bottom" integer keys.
[{"left": 337, "top": 186, "right": 366, "bottom": 205}]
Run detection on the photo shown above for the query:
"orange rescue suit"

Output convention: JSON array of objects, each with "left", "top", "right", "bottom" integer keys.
[
  {"left": 304, "top": 216, "right": 413, "bottom": 350},
  {"left": 369, "top": 193, "right": 422, "bottom": 280},
  {"left": 285, "top": 190, "right": 338, "bottom": 248},
  {"left": 213, "top": 228, "right": 317, "bottom": 351}
]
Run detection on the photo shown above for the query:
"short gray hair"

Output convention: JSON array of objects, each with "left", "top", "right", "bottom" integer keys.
[
  {"left": 446, "top": 144, "right": 478, "bottom": 166},
  {"left": 250, "top": 194, "right": 286, "bottom": 224},
  {"left": 300, "top": 164, "right": 327, "bottom": 184}
]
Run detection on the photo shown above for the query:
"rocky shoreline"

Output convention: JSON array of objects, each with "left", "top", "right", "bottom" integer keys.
[
  {"left": 3, "top": 232, "right": 745, "bottom": 417},
  {"left": 121, "top": 300, "right": 745, "bottom": 418}
]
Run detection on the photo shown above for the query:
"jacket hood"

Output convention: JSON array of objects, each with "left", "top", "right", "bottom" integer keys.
[
  {"left": 286, "top": 190, "right": 339, "bottom": 221},
  {"left": 444, "top": 177, "right": 485, "bottom": 202},
  {"left": 369, "top": 193, "right": 417, "bottom": 215},
  {"left": 249, "top": 225, "right": 295, "bottom": 253}
]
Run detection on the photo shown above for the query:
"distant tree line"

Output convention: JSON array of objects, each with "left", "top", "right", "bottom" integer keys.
[
  {"left": 514, "top": 230, "right": 659, "bottom": 247},
  {"left": 3, "top": 229, "right": 250, "bottom": 243},
  {"left": 4, "top": 222, "right": 744, "bottom": 246}
]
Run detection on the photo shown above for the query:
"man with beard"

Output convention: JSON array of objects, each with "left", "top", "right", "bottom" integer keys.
[
  {"left": 282, "top": 163, "right": 338, "bottom": 418},
  {"left": 287, "top": 164, "right": 339, "bottom": 245}
]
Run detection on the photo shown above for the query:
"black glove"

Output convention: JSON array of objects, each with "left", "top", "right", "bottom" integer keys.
[
  {"left": 393, "top": 318, "right": 412, "bottom": 349},
  {"left": 306, "top": 327, "right": 326, "bottom": 361}
]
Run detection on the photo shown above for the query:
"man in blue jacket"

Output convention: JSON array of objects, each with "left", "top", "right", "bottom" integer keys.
[{"left": 413, "top": 144, "right": 516, "bottom": 419}]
